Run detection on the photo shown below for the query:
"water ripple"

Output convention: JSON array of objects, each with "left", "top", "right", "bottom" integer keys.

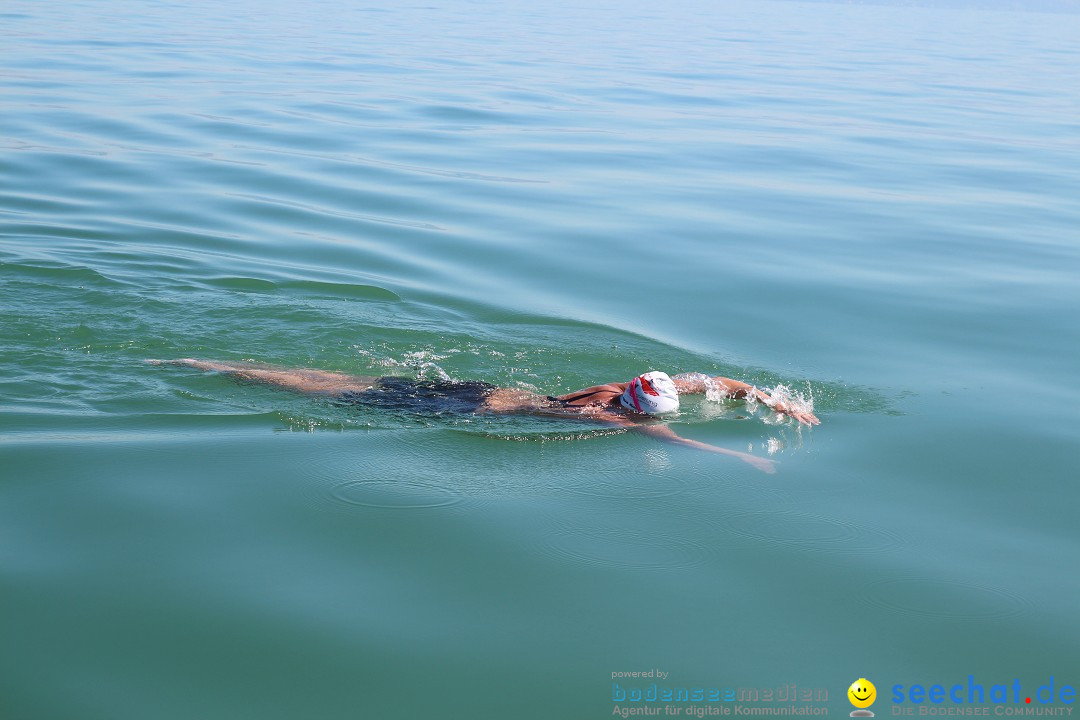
[
  {"left": 329, "top": 479, "right": 464, "bottom": 510},
  {"left": 220, "top": 191, "right": 444, "bottom": 231}
]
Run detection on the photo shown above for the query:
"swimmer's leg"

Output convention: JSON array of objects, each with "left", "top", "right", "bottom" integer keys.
[{"left": 151, "top": 358, "right": 379, "bottom": 395}]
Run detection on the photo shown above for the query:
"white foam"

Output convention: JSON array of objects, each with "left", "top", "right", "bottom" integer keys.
[
  {"left": 764, "top": 382, "right": 815, "bottom": 416},
  {"left": 353, "top": 347, "right": 453, "bottom": 381}
]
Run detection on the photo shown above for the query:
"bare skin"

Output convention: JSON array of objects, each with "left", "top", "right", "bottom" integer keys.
[{"left": 152, "top": 359, "right": 820, "bottom": 474}]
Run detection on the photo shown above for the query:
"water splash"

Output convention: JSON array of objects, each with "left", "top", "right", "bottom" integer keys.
[
  {"left": 353, "top": 347, "right": 452, "bottom": 381},
  {"left": 708, "top": 378, "right": 815, "bottom": 425},
  {"left": 756, "top": 382, "right": 815, "bottom": 425},
  {"left": 693, "top": 374, "right": 728, "bottom": 403},
  {"left": 695, "top": 377, "right": 817, "bottom": 456}
]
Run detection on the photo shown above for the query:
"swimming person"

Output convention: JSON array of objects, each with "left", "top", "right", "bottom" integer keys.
[{"left": 152, "top": 359, "right": 819, "bottom": 473}]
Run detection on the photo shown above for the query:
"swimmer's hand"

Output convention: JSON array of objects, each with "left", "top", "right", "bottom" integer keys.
[
  {"left": 699, "top": 448, "right": 776, "bottom": 474},
  {"left": 684, "top": 439, "right": 777, "bottom": 474},
  {"left": 769, "top": 401, "right": 820, "bottom": 427}
]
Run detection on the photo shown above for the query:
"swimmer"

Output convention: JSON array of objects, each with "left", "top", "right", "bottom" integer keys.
[{"left": 151, "top": 359, "right": 819, "bottom": 473}]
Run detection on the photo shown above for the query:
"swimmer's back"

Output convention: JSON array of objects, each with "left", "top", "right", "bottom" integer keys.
[{"left": 339, "top": 376, "right": 496, "bottom": 414}]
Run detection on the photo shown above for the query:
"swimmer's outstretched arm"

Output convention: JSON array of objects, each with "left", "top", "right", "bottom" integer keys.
[
  {"left": 637, "top": 423, "right": 777, "bottom": 474},
  {"left": 672, "top": 373, "right": 820, "bottom": 426},
  {"left": 147, "top": 359, "right": 378, "bottom": 394},
  {"left": 596, "top": 412, "right": 776, "bottom": 474}
]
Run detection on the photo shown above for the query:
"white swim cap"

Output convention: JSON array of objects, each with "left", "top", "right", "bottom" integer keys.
[{"left": 620, "top": 371, "right": 680, "bottom": 415}]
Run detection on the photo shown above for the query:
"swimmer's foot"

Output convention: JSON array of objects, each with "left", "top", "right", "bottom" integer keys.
[{"left": 146, "top": 358, "right": 224, "bottom": 371}]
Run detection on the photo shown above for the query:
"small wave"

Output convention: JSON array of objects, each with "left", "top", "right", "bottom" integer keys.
[
  {"left": 202, "top": 276, "right": 400, "bottom": 302},
  {"left": 221, "top": 191, "right": 444, "bottom": 231},
  {"left": 2, "top": 260, "right": 127, "bottom": 288},
  {"left": 202, "top": 276, "right": 278, "bottom": 292},
  {"left": 239, "top": 144, "right": 546, "bottom": 184},
  {"left": 278, "top": 279, "right": 400, "bottom": 301}
]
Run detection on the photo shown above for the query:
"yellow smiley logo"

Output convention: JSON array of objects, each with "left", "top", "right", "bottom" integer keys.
[{"left": 848, "top": 678, "right": 877, "bottom": 710}]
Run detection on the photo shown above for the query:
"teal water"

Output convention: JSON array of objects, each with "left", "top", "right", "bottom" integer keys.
[{"left": 3, "top": 0, "right": 1080, "bottom": 718}]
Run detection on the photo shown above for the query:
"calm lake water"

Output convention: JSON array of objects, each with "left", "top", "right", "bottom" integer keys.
[{"left": 2, "top": 0, "right": 1079, "bottom": 718}]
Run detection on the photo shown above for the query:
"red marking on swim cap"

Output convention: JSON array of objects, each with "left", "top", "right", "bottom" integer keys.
[
  {"left": 638, "top": 374, "right": 660, "bottom": 396},
  {"left": 629, "top": 377, "right": 644, "bottom": 412}
]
